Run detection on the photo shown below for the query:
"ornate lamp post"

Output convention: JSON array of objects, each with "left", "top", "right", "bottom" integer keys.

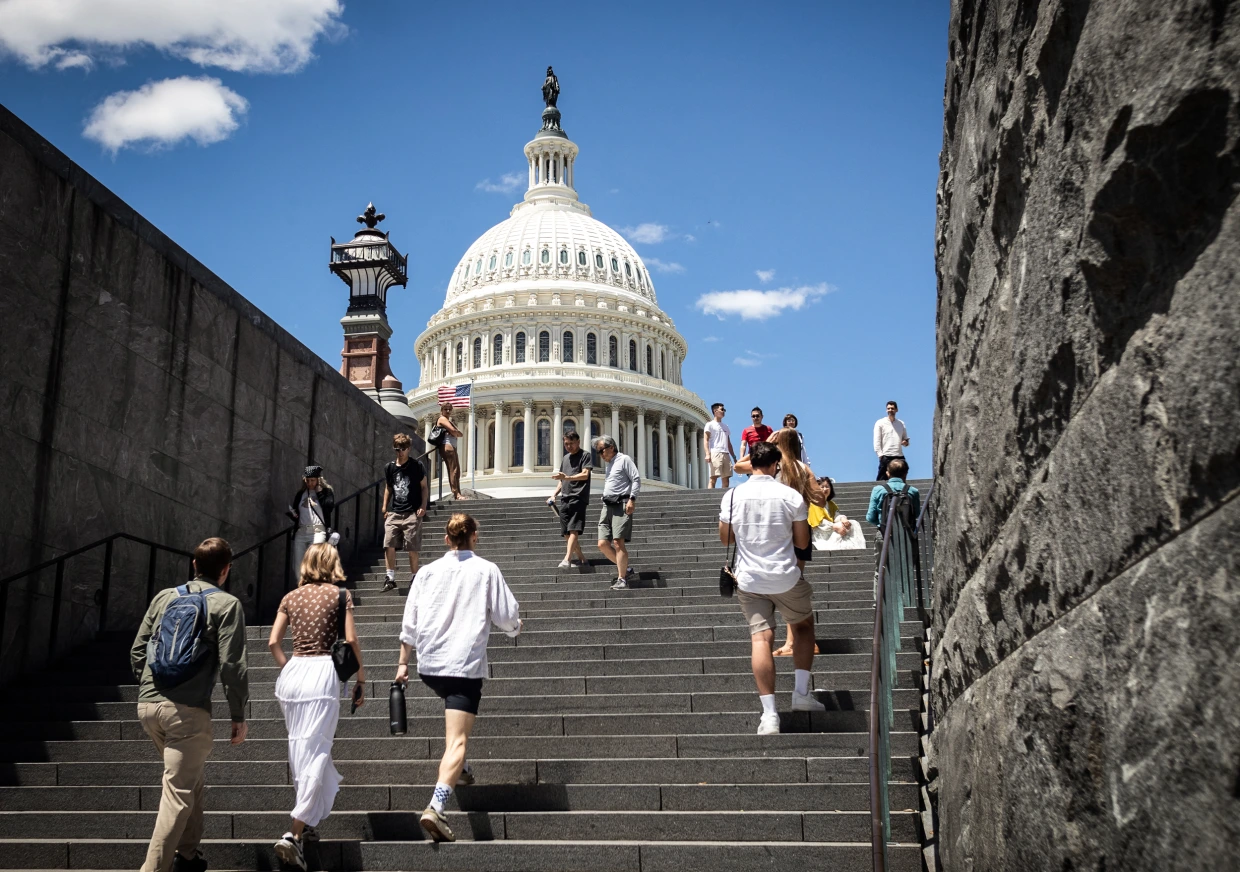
[{"left": 331, "top": 203, "right": 416, "bottom": 423}]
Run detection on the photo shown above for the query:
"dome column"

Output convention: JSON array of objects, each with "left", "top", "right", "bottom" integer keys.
[
  {"left": 689, "top": 425, "right": 701, "bottom": 489},
  {"left": 611, "top": 406, "right": 621, "bottom": 445},
  {"left": 465, "top": 403, "right": 476, "bottom": 479},
  {"left": 582, "top": 401, "right": 593, "bottom": 452},
  {"left": 675, "top": 419, "right": 687, "bottom": 487},
  {"left": 494, "top": 403, "right": 506, "bottom": 474},
  {"left": 659, "top": 413, "right": 670, "bottom": 483},
  {"left": 636, "top": 407, "right": 648, "bottom": 478},
  {"left": 522, "top": 400, "right": 535, "bottom": 474},
  {"left": 552, "top": 400, "right": 564, "bottom": 469}
]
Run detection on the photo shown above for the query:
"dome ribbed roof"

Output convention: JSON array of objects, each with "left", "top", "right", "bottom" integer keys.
[{"left": 444, "top": 203, "right": 659, "bottom": 308}]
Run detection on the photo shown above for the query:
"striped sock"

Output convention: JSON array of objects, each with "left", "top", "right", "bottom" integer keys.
[{"left": 430, "top": 781, "right": 453, "bottom": 813}]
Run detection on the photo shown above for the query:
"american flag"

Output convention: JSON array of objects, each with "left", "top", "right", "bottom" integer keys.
[{"left": 437, "top": 383, "right": 472, "bottom": 409}]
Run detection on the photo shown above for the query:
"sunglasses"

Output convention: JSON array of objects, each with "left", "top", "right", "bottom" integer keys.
[{"left": 751, "top": 414, "right": 762, "bottom": 419}]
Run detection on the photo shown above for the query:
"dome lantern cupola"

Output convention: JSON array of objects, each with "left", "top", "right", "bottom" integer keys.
[{"left": 520, "top": 66, "right": 586, "bottom": 213}]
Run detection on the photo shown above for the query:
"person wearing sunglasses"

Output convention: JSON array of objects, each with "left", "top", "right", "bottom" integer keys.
[
  {"left": 739, "top": 407, "right": 773, "bottom": 464},
  {"left": 382, "top": 433, "right": 429, "bottom": 592},
  {"left": 703, "top": 403, "right": 736, "bottom": 489}
]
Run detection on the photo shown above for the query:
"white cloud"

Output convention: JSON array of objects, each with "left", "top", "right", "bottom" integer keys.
[
  {"left": 683, "top": 234, "right": 697, "bottom": 243},
  {"left": 608, "top": 188, "right": 620, "bottom": 194},
  {"left": 696, "top": 283, "right": 834, "bottom": 321},
  {"left": 733, "top": 356, "right": 762, "bottom": 367},
  {"left": 83, "top": 76, "right": 248, "bottom": 153},
  {"left": 620, "top": 223, "right": 668, "bottom": 244},
  {"left": 0, "top": 0, "right": 344, "bottom": 73},
  {"left": 701, "top": 336, "right": 720, "bottom": 343},
  {"left": 755, "top": 269, "right": 776, "bottom": 284},
  {"left": 645, "top": 258, "right": 684, "bottom": 274},
  {"left": 475, "top": 173, "right": 523, "bottom": 194}
]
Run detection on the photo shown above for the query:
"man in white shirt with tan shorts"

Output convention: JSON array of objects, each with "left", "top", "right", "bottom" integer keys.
[
  {"left": 719, "top": 441, "right": 826, "bottom": 735},
  {"left": 703, "top": 403, "right": 737, "bottom": 489}
]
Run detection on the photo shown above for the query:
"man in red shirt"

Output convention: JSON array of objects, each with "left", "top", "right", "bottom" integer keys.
[{"left": 740, "top": 407, "right": 774, "bottom": 460}]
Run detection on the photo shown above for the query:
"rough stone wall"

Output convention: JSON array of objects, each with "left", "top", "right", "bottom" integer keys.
[
  {"left": 0, "top": 104, "right": 419, "bottom": 677},
  {"left": 932, "top": 1, "right": 1239, "bottom": 868}
]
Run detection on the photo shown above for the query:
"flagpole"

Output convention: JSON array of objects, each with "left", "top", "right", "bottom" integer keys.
[{"left": 469, "top": 375, "right": 476, "bottom": 495}]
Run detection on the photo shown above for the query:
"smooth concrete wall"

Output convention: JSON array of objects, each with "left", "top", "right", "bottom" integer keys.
[
  {"left": 931, "top": 1, "right": 1239, "bottom": 868},
  {"left": 0, "top": 103, "right": 420, "bottom": 678}
]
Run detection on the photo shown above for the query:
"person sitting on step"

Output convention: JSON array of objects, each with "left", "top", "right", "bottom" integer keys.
[
  {"left": 719, "top": 442, "right": 827, "bottom": 735},
  {"left": 395, "top": 513, "right": 522, "bottom": 843}
]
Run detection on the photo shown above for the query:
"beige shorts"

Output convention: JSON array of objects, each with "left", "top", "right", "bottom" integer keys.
[
  {"left": 710, "top": 451, "right": 733, "bottom": 478},
  {"left": 738, "top": 576, "right": 814, "bottom": 635},
  {"left": 384, "top": 511, "right": 423, "bottom": 552}
]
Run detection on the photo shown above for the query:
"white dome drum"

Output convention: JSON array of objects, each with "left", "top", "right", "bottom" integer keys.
[{"left": 407, "top": 73, "right": 709, "bottom": 497}]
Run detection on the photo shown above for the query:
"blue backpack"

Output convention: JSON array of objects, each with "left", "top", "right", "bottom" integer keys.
[{"left": 147, "top": 584, "right": 219, "bottom": 688}]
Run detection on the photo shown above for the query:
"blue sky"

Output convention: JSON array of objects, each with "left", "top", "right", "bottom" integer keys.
[{"left": 0, "top": 1, "right": 947, "bottom": 483}]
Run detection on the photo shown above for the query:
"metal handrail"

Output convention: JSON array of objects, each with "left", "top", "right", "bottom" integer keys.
[
  {"left": 0, "top": 446, "right": 438, "bottom": 670},
  {"left": 868, "top": 479, "right": 935, "bottom": 872}
]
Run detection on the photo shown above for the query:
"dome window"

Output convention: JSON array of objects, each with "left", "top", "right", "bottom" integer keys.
[
  {"left": 489, "top": 255, "right": 497, "bottom": 271},
  {"left": 586, "top": 332, "right": 597, "bottom": 365},
  {"left": 562, "top": 330, "right": 574, "bottom": 362},
  {"left": 536, "top": 419, "right": 552, "bottom": 466},
  {"left": 578, "top": 250, "right": 587, "bottom": 266},
  {"left": 624, "top": 261, "right": 632, "bottom": 277},
  {"left": 595, "top": 253, "right": 604, "bottom": 269},
  {"left": 646, "top": 345, "right": 653, "bottom": 376},
  {"left": 492, "top": 333, "right": 503, "bottom": 366},
  {"left": 475, "top": 259, "right": 483, "bottom": 275},
  {"left": 505, "top": 251, "right": 513, "bottom": 267},
  {"left": 511, "top": 421, "right": 524, "bottom": 468},
  {"left": 611, "top": 257, "right": 619, "bottom": 273},
  {"left": 522, "top": 249, "right": 531, "bottom": 265},
  {"left": 637, "top": 270, "right": 645, "bottom": 288},
  {"left": 538, "top": 330, "right": 550, "bottom": 362},
  {"left": 473, "top": 338, "right": 482, "bottom": 368},
  {"left": 628, "top": 339, "right": 637, "bottom": 371},
  {"left": 608, "top": 336, "right": 618, "bottom": 367},
  {"left": 563, "top": 418, "right": 577, "bottom": 436},
  {"left": 515, "top": 331, "right": 527, "bottom": 363},
  {"left": 559, "top": 249, "right": 569, "bottom": 265},
  {"left": 455, "top": 342, "right": 464, "bottom": 373},
  {"left": 541, "top": 248, "right": 550, "bottom": 265}
]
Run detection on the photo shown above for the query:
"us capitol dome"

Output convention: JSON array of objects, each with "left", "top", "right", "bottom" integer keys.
[{"left": 407, "top": 68, "right": 709, "bottom": 496}]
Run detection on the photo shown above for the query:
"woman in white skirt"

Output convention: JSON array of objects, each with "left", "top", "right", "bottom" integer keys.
[
  {"left": 394, "top": 512, "right": 521, "bottom": 842},
  {"left": 267, "top": 543, "right": 365, "bottom": 871}
]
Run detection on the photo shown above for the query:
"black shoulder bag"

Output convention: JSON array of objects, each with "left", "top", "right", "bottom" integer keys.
[
  {"left": 331, "top": 587, "right": 361, "bottom": 681},
  {"left": 720, "top": 490, "right": 738, "bottom": 598},
  {"left": 427, "top": 424, "right": 448, "bottom": 446}
]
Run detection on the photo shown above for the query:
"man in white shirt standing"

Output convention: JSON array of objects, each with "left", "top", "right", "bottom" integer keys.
[
  {"left": 873, "top": 400, "right": 910, "bottom": 481},
  {"left": 703, "top": 403, "right": 737, "bottom": 489},
  {"left": 719, "top": 442, "right": 826, "bottom": 735}
]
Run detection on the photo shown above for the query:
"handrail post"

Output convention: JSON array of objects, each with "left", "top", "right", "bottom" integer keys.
[
  {"left": 48, "top": 560, "right": 65, "bottom": 660},
  {"left": 146, "top": 545, "right": 158, "bottom": 604},
  {"left": 99, "top": 538, "right": 114, "bottom": 633}
]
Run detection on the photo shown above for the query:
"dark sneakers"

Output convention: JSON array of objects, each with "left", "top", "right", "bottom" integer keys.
[{"left": 172, "top": 852, "right": 207, "bottom": 872}]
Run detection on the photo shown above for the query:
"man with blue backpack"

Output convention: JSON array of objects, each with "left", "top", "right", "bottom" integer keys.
[
  {"left": 130, "top": 537, "right": 249, "bottom": 872},
  {"left": 865, "top": 458, "right": 921, "bottom": 600}
]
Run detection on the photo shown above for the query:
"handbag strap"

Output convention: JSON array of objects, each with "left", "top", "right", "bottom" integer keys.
[
  {"left": 726, "top": 489, "right": 738, "bottom": 570},
  {"left": 335, "top": 587, "right": 347, "bottom": 643}
]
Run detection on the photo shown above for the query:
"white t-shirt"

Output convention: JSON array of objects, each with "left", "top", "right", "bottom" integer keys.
[
  {"left": 719, "top": 475, "right": 808, "bottom": 595},
  {"left": 873, "top": 417, "right": 908, "bottom": 457},
  {"left": 398, "top": 550, "right": 521, "bottom": 678},
  {"left": 704, "top": 420, "right": 732, "bottom": 454}
]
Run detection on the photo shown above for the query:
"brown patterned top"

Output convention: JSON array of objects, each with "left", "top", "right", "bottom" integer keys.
[{"left": 278, "top": 584, "right": 354, "bottom": 656}]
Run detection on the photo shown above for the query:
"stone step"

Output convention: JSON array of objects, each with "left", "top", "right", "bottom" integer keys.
[
  {"left": 0, "top": 836, "right": 923, "bottom": 871},
  {"left": 1, "top": 754, "right": 920, "bottom": 788},
  {"left": 0, "top": 808, "right": 919, "bottom": 843},
  {"left": 0, "top": 780, "right": 920, "bottom": 813}
]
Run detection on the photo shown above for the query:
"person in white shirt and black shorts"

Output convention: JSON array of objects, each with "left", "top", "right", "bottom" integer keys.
[{"left": 394, "top": 513, "right": 521, "bottom": 843}]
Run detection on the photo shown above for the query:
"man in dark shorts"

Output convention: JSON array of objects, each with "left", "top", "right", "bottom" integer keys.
[
  {"left": 382, "top": 433, "right": 428, "bottom": 592},
  {"left": 548, "top": 430, "right": 593, "bottom": 568}
]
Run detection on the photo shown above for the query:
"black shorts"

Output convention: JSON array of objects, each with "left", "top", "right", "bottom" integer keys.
[
  {"left": 419, "top": 673, "right": 483, "bottom": 714},
  {"left": 560, "top": 498, "right": 587, "bottom": 536},
  {"left": 794, "top": 544, "right": 813, "bottom": 562}
]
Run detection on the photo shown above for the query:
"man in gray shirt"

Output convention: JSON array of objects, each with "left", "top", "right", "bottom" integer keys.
[{"left": 594, "top": 435, "right": 641, "bottom": 590}]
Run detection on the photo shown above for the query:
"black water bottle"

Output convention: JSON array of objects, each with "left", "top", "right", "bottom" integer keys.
[{"left": 389, "top": 682, "right": 407, "bottom": 736}]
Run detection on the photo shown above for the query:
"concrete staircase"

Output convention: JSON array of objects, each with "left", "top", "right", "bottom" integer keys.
[{"left": 0, "top": 483, "right": 926, "bottom": 871}]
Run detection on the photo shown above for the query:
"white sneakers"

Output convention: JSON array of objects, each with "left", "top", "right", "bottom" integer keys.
[
  {"left": 757, "top": 712, "right": 781, "bottom": 735},
  {"left": 274, "top": 833, "right": 306, "bottom": 871},
  {"left": 791, "top": 690, "right": 827, "bottom": 712}
]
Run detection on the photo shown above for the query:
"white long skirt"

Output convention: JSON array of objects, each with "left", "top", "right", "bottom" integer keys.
[{"left": 275, "top": 655, "right": 343, "bottom": 827}]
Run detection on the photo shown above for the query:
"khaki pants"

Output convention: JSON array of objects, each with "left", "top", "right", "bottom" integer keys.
[{"left": 137, "top": 701, "right": 214, "bottom": 872}]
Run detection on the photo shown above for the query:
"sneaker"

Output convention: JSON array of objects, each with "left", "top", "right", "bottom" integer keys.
[
  {"left": 420, "top": 806, "right": 456, "bottom": 842},
  {"left": 172, "top": 852, "right": 207, "bottom": 872},
  {"left": 569, "top": 557, "right": 585, "bottom": 566},
  {"left": 301, "top": 825, "right": 320, "bottom": 843},
  {"left": 757, "top": 712, "right": 781, "bottom": 735},
  {"left": 274, "top": 833, "right": 306, "bottom": 871},
  {"left": 456, "top": 768, "right": 476, "bottom": 786},
  {"left": 557, "top": 559, "right": 572, "bottom": 568},
  {"left": 381, "top": 577, "right": 397, "bottom": 592},
  {"left": 625, "top": 566, "right": 637, "bottom": 579},
  {"left": 610, "top": 578, "right": 629, "bottom": 591},
  {"left": 791, "top": 689, "right": 827, "bottom": 712}
]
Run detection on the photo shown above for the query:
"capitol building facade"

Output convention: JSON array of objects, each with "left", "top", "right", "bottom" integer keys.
[{"left": 406, "top": 76, "right": 710, "bottom": 496}]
